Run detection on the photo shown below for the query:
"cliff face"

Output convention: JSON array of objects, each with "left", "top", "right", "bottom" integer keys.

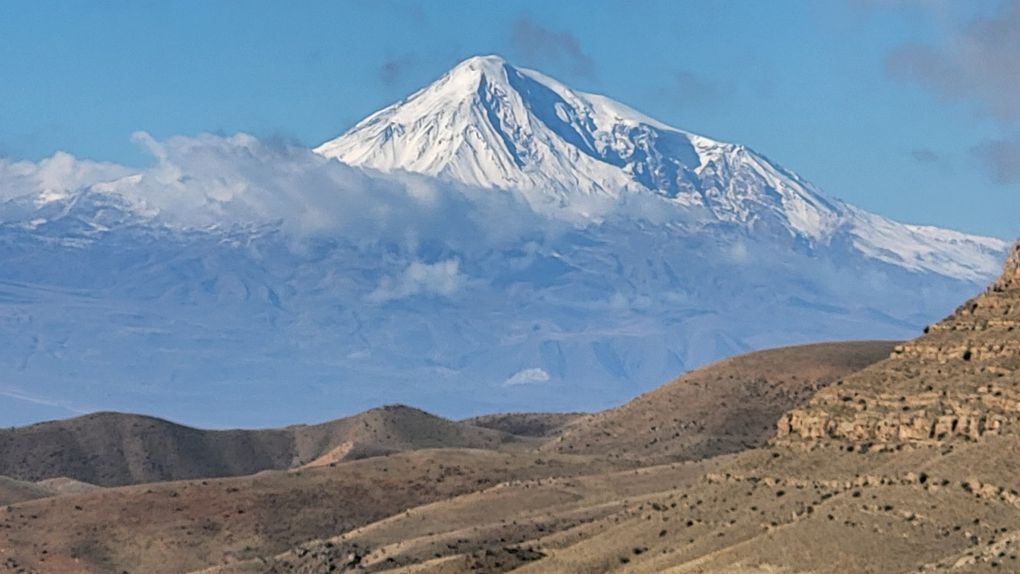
[
  {"left": 778, "top": 241, "right": 1020, "bottom": 447},
  {"left": 993, "top": 240, "right": 1020, "bottom": 291}
]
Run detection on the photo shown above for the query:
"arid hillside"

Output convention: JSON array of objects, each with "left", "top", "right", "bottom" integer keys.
[
  {"left": 545, "top": 341, "right": 897, "bottom": 461},
  {"left": 779, "top": 240, "right": 1020, "bottom": 447},
  {"left": 0, "top": 449, "right": 626, "bottom": 574},
  {"left": 0, "top": 405, "right": 515, "bottom": 486}
]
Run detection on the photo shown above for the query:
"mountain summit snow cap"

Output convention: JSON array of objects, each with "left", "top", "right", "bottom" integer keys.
[
  {"left": 315, "top": 54, "right": 847, "bottom": 239},
  {"left": 314, "top": 54, "right": 1008, "bottom": 281},
  {"left": 450, "top": 54, "right": 511, "bottom": 76}
]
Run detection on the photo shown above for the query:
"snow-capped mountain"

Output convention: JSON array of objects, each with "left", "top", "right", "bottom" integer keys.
[
  {"left": 0, "top": 56, "right": 1009, "bottom": 429},
  {"left": 318, "top": 55, "right": 1004, "bottom": 281}
]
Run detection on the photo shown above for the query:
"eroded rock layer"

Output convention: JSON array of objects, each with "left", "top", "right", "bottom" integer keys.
[{"left": 778, "top": 241, "right": 1020, "bottom": 447}]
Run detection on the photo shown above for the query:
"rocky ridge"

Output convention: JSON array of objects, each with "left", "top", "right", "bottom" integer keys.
[{"left": 778, "top": 241, "right": 1020, "bottom": 446}]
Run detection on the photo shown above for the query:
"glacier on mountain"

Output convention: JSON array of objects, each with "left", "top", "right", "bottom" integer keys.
[{"left": 0, "top": 56, "right": 1008, "bottom": 428}]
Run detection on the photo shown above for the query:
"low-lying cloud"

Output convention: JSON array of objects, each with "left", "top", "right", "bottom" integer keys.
[
  {"left": 0, "top": 151, "right": 131, "bottom": 202},
  {"left": 0, "top": 130, "right": 697, "bottom": 251},
  {"left": 368, "top": 259, "right": 467, "bottom": 302},
  {"left": 0, "top": 132, "right": 562, "bottom": 257}
]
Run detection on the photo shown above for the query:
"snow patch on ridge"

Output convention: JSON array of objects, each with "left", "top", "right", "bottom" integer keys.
[{"left": 503, "top": 368, "right": 552, "bottom": 386}]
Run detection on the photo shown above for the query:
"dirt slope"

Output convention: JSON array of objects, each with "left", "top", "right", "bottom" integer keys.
[
  {"left": 246, "top": 440, "right": 1018, "bottom": 574},
  {"left": 779, "top": 241, "right": 1020, "bottom": 447}
]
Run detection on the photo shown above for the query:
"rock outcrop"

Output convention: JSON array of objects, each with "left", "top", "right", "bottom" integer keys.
[
  {"left": 993, "top": 240, "right": 1020, "bottom": 291},
  {"left": 778, "top": 241, "right": 1020, "bottom": 447}
]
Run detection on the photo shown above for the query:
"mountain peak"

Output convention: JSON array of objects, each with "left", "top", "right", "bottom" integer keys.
[
  {"left": 449, "top": 54, "right": 511, "bottom": 76},
  {"left": 315, "top": 56, "right": 853, "bottom": 238},
  {"left": 315, "top": 57, "right": 1008, "bottom": 279},
  {"left": 318, "top": 57, "right": 723, "bottom": 208},
  {"left": 424, "top": 54, "right": 516, "bottom": 100},
  {"left": 315, "top": 54, "right": 647, "bottom": 204},
  {"left": 316, "top": 54, "right": 860, "bottom": 233}
]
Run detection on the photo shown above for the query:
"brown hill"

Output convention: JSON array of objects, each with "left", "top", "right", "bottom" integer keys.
[
  {"left": 0, "top": 405, "right": 513, "bottom": 486},
  {"left": 545, "top": 341, "right": 897, "bottom": 461},
  {"left": 462, "top": 412, "right": 585, "bottom": 437},
  {"left": 1, "top": 339, "right": 891, "bottom": 490},
  {"left": 0, "top": 449, "right": 625, "bottom": 574}
]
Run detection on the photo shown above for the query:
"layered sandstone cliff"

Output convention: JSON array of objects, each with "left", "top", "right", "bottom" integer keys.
[{"left": 778, "top": 241, "right": 1020, "bottom": 447}]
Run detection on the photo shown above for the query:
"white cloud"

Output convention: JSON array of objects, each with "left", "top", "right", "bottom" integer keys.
[
  {"left": 502, "top": 367, "right": 551, "bottom": 386},
  {"left": 0, "top": 131, "right": 700, "bottom": 255},
  {"left": 0, "top": 132, "right": 559, "bottom": 254},
  {"left": 0, "top": 151, "right": 131, "bottom": 202},
  {"left": 368, "top": 259, "right": 467, "bottom": 303}
]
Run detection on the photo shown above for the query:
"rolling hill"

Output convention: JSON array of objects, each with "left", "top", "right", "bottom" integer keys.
[
  {"left": 545, "top": 340, "right": 897, "bottom": 461},
  {"left": 0, "top": 405, "right": 514, "bottom": 486}
]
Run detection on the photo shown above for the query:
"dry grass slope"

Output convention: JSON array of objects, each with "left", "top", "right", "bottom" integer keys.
[
  {"left": 0, "top": 337, "right": 903, "bottom": 574},
  {"left": 0, "top": 449, "right": 627, "bottom": 574},
  {"left": 0, "top": 405, "right": 515, "bottom": 487},
  {"left": 546, "top": 341, "right": 897, "bottom": 461}
]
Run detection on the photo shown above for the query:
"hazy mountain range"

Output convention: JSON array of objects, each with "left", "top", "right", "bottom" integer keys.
[{"left": 0, "top": 55, "right": 1007, "bottom": 427}]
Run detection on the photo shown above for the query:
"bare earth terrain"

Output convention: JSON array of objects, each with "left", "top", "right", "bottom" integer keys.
[{"left": 1, "top": 242, "right": 1016, "bottom": 573}]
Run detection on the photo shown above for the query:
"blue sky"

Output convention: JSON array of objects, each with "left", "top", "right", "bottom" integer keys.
[{"left": 1, "top": 0, "right": 1017, "bottom": 239}]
